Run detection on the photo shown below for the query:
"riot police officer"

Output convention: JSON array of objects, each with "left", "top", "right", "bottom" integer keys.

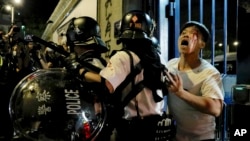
[
  {"left": 77, "top": 10, "right": 167, "bottom": 141},
  {"left": 65, "top": 16, "right": 108, "bottom": 73},
  {"left": 9, "top": 16, "right": 110, "bottom": 141},
  {"left": 65, "top": 16, "right": 112, "bottom": 141}
]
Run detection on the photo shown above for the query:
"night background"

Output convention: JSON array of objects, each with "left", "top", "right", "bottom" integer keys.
[
  {"left": 18, "top": 0, "right": 59, "bottom": 36},
  {"left": 0, "top": 0, "right": 59, "bottom": 36}
]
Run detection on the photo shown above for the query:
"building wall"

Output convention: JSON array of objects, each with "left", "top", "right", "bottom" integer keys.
[{"left": 98, "top": 0, "right": 123, "bottom": 59}]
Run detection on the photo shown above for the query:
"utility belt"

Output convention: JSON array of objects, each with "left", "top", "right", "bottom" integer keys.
[{"left": 116, "top": 115, "right": 169, "bottom": 141}]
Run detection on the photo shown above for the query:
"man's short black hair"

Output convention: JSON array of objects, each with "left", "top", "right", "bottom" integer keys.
[{"left": 180, "top": 21, "right": 210, "bottom": 43}]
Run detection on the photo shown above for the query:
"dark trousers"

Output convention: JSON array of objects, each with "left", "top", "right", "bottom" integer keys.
[
  {"left": 115, "top": 115, "right": 161, "bottom": 141},
  {"left": 0, "top": 82, "right": 14, "bottom": 140}
]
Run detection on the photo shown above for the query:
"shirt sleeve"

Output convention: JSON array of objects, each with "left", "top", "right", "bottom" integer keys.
[
  {"left": 100, "top": 51, "right": 139, "bottom": 91},
  {"left": 202, "top": 71, "right": 225, "bottom": 100}
]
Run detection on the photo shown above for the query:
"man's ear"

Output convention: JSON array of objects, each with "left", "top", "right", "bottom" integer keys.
[{"left": 200, "top": 41, "right": 205, "bottom": 49}]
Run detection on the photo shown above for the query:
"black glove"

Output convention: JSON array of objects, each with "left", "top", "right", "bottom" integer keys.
[
  {"left": 63, "top": 53, "right": 82, "bottom": 75},
  {"left": 68, "top": 61, "right": 82, "bottom": 74}
]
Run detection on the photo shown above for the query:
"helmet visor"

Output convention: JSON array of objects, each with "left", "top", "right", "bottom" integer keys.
[
  {"left": 117, "top": 30, "right": 150, "bottom": 44},
  {"left": 74, "top": 36, "right": 108, "bottom": 53}
]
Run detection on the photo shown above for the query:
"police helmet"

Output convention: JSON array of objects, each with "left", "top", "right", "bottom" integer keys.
[
  {"left": 151, "top": 36, "right": 161, "bottom": 54},
  {"left": 24, "top": 34, "right": 34, "bottom": 43},
  {"left": 180, "top": 21, "right": 210, "bottom": 43},
  {"left": 66, "top": 16, "right": 108, "bottom": 53},
  {"left": 9, "top": 68, "right": 107, "bottom": 141},
  {"left": 117, "top": 10, "right": 154, "bottom": 44}
]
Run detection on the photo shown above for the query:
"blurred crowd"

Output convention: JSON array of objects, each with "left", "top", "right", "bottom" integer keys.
[{"left": 0, "top": 25, "right": 70, "bottom": 140}]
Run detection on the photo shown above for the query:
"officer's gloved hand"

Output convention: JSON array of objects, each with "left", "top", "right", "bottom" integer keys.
[
  {"left": 64, "top": 53, "right": 82, "bottom": 75},
  {"left": 67, "top": 61, "right": 82, "bottom": 74}
]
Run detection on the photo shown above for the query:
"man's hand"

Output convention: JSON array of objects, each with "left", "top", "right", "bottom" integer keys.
[{"left": 166, "top": 71, "right": 184, "bottom": 95}]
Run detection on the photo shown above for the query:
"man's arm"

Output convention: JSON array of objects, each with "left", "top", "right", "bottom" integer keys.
[
  {"left": 175, "top": 89, "right": 223, "bottom": 117},
  {"left": 165, "top": 71, "right": 223, "bottom": 117},
  {"left": 79, "top": 68, "right": 114, "bottom": 93}
]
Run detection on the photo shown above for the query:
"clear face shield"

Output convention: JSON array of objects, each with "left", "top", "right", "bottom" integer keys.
[{"left": 9, "top": 69, "right": 107, "bottom": 141}]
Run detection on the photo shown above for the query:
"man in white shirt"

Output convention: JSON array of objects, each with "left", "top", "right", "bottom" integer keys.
[{"left": 165, "top": 21, "right": 224, "bottom": 141}]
